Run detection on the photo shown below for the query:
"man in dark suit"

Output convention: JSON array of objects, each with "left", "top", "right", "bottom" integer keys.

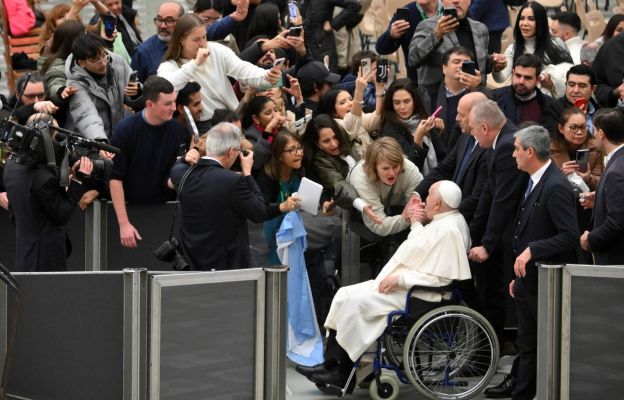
[
  {"left": 170, "top": 122, "right": 268, "bottom": 271},
  {"left": 466, "top": 100, "right": 527, "bottom": 360},
  {"left": 416, "top": 91, "right": 489, "bottom": 223},
  {"left": 509, "top": 126, "right": 578, "bottom": 400},
  {"left": 416, "top": 91, "right": 490, "bottom": 325},
  {"left": 580, "top": 108, "right": 624, "bottom": 265}
]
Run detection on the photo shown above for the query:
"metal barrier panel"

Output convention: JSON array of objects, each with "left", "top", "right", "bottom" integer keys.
[
  {"left": 0, "top": 270, "right": 141, "bottom": 400},
  {"left": 104, "top": 201, "right": 178, "bottom": 270},
  {"left": 263, "top": 266, "right": 289, "bottom": 400},
  {"left": 0, "top": 207, "right": 87, "bottom": 271},
  {"left": 537, "top": 263, "right": 564, "bottom": 400},
  {"left": 560, "top": 264, "right": 624, "bottom": 399},
  {"left": 149, "top": 269, "right": 266, "bottom": 400},
  {"left": 340, "top": 210, "right": 360, "bottom": 286}
]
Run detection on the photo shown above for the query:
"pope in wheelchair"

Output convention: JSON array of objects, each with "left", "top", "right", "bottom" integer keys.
[{"left": 296, "top": 181, "right": 498, "bottom": 399}]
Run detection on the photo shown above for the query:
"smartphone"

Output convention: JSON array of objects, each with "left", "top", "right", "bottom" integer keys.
[
  {"left": 288, "top": 26, "right": 302, "bottom": 37},
  {"left": 396, "top": 7, "right": 410, "bottom": 22},
  {"left": 430, "top": 105, "right": 443, "bottom": 119},
  {"left": 443, "top": 7, "right": 458, "bottom": 19},
  {"left": 574, "top": 97, "right": 588, "bottom": 109},
  {"left": 273, "top": 57, "right": 286, "bottom": 68},
  {"left": 461, "top": 61, "right": 477, "bottom": 76},
  {"left": 288, "top": 1, "right": 298, "bottom": 20},
  {"left": 129, "top": 70, "right": 138, "bottom": 83},
  {"left": 376, "top": 58, "right": 388, "bottom": 83},
  {"left": 183, "top": 106, "right": 200, "bottom": 141},
  {"left": 576, "top": 149, "right": 590, "bottom": 173},
  {"left": 361, "top": 58, "right": 372, "bottom": 76},
  {"left": 102, "top": 14, "right": 116, "bottom": 38}
]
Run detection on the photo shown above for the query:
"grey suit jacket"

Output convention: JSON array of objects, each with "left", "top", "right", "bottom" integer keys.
[{"left": 408, "top": 16, "right": 489, "bottom": 94}]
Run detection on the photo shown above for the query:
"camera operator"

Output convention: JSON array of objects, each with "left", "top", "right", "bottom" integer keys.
[
  {"left": 2, "top": 73, "right": 59, "bottom": 125},
  {"left": 169, "top": 122, "right": 267, "bottom": 271},
  {"left": 2, "top": 125, "right": 94, "bottom": 272}
]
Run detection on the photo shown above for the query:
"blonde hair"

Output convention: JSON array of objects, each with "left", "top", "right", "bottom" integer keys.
[{"left": 363, "top": 137, "right": 405, "bottom": 182}]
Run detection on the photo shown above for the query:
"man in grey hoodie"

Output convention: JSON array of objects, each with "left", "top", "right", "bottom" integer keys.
[{"left": 65, "top": 32, "right": 142, "bottom": 142}]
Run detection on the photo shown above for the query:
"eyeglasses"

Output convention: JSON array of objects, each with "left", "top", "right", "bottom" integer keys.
[
  {"left": 283, "top": 146, "right": 303, "bottom": 155},
  {"left": 153, "top": 16, "right": 177, "bottom": 27},
  {"left": 22, "top": 92, "right": 45, "bottom": 101},
  {"left": 85, "top": 53, "right": 111, "bottom": 66},
  {"left": 567, "top": 124, "right": 587, "bottom": 133}
]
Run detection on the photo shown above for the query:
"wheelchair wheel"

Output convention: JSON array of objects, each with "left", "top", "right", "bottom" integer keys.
[
  {"left": 402, "top": 305, "right": 499, "bottom": 400},
  {"left": 369, "top": 374, "right": 400, "bottom": 400},
  {"left": 382, "top": 316, "right": 412, "bottom": 367}
]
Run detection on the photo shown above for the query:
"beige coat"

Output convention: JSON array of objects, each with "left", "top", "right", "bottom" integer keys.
[
  {"left": 348, "top": 158, "right": 423, "bottom": 236},
  {"left": 324, "top": 210, "right": 472, "bottom": 361}
]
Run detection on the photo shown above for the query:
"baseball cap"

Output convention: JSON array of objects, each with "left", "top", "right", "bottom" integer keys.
[{"left": 295, "top": 61, "right": 341, "bottom": 84}]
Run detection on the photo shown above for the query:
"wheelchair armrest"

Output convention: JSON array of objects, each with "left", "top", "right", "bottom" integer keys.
[{"left": 407, "top": 283, "right": 455, "bottom": 296}]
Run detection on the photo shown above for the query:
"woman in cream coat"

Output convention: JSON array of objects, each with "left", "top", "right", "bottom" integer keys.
[{"left": 157, "top": 14, "right": 281, "bottom": 123}]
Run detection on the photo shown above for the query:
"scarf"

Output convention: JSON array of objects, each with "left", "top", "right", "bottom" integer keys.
[{"left": 402, "top": 116, "right": 437, "bottom": 175}]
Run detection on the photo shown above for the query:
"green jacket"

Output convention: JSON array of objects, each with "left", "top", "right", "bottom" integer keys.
[{"left": 313, "top": 150, "right": 359, "bottom": 210}]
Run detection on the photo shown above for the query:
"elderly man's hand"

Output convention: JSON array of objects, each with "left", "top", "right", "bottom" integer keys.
[
  {"left": 239, "top": 149, "right": 254, "bottom": 176},
  {"left": 33, "top": 101, "right": 59, "bottom": 114},
  {"left": 468, "top": 246, "right": 490, "bottom": 263},
  {"left": 0, "top": 192, "right": 8, "bottom": 210},
  {"left": 378, "top": 274, "right": 400, "bottom": 294},
  {"left": 580, "top": 230, "right": 591, "bottom": 251},
  {"left": 513, "top": 247, "right": 532, "bottom": 277}
]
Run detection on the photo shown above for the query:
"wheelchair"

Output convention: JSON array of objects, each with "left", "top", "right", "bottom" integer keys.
[{"left": 319, "top": 283, "right": 499, "bottom": 399}]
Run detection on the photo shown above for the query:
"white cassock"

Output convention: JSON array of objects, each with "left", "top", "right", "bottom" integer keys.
[{"left": 324, "top": 210, "right": 472, "bottom": 361}]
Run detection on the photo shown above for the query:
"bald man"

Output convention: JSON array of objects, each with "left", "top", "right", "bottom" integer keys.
[
  {"left": 416, "top": 92, "right": 489, "bottom": 223},
  {"left": 296, "top": 181, "right": 472, "bottom": 393},
  {"left": 131, "top": 2, "right": 185, "bottom": 83}
]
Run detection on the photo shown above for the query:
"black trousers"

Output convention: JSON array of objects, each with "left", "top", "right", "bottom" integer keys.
[{"left": 511, "top": 277, "right": 538, "bottom": 400}]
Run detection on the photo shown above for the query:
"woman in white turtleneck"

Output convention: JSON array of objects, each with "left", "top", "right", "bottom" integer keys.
[{"left": 494, "top": 2, "right": 573, "bottom": 97}]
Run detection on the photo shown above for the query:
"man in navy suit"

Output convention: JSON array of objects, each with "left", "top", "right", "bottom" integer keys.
[
  {"left": 170, "top": 122, "right": 268, "bottom": 271},
  {"left": 509, "top": 126, "right": 578, "bottom": 400},
  {"left": 580, "top": 108, "right": 624, "bottom": 265},
  {"left": 466, "top": 99, "right": 526, "bottom": 348}
]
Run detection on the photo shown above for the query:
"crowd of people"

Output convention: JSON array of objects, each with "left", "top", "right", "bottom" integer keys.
[{"left": 1, "top": 0, "right": 624, "bottom": 399}]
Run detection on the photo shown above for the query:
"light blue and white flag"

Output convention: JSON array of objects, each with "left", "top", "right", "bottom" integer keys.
[{"left": 277, "top": 211, "right": 324, "bottom": 366}]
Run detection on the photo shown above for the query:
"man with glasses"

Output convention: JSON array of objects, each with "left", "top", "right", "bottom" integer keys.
[
  {"left": 66, "top": 33, "right": 142, "bottom": 142},
  {"left": 543, "top": 64, "right": 600, "bottom": 135},
  {"left": 131, "top": 2, "right": 185, "bottom": 83},
  {"left": 169, "top": 122, "right": 267, "bottom": 271},
  {"left": 2, "top": 73, "right": 59, "bottom": 124}
]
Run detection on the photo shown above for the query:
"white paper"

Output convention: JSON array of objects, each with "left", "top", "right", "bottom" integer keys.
[{"left": 296, "top": 177, "right": 323, "bottom": 215}]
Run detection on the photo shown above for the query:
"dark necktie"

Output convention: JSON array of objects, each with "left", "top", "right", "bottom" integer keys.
[
  {"left": 453, "top": 136, "right": 476, "bottom": 183},
  {"left": 523, "top": 178, "right": 534, "bottom": 201}
]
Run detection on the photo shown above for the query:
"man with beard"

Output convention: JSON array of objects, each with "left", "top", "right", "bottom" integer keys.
[
  {"left": 494, "top": 54, "right": 552, "bottom": 126},
  {"left": 131, "top": 2, "right": 185, "bottom": 83}
]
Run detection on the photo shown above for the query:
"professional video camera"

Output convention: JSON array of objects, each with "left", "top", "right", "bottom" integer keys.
[{"left": 0, "top": 117, "right": 119, "bottom": 184}]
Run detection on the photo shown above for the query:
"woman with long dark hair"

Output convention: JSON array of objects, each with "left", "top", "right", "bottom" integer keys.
[
  {"left": 241, "top": 95, "right": 287, "bottom": 172},
  {"left": 158, "top": 14, "right": 281, "bottom": 124},
  {"left": 494, "top": 1, "right": 572, "bottom": 96},
  {"left": 255, "top": 131, "right": 304, "bottom": 263},
  {"left": 301, "top": 114, "right": 381, "bottom": 222},
  {"left": 317, "top": 68, "right": 385, "bottom": 160},
  {"left": 40, "top": 20, "right": 85, "bottom": 126},
  {"left": 379, "top": 78, "right": 443, "bottom": 175},
  {"left": 599, "top": 14, "right": 624, "bottom": 44}
]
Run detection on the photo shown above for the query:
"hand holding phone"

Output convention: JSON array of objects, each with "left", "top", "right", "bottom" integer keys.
[{"left": 461, "top": 61, "right": 477, "bottom": 76}]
